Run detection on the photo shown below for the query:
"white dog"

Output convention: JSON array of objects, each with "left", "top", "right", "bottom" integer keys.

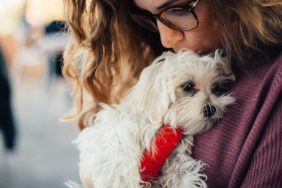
[{"left": 69, "top": 50, "right": 235, "bottom": 188}]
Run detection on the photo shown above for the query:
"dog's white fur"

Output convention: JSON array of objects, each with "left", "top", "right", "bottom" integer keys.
[{"left": 74, "top": 50, "right": 235, "bottom": 188}]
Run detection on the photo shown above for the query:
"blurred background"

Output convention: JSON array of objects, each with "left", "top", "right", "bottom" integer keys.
[{"left": 0, "top": 0, "right": 80, "bottom": 187}]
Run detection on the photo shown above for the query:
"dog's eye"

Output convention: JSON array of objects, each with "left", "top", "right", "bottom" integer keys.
[
  {"left": 181, "top": 82, "right": 195, "bottom": 92},
  {"left": 212, "top": 80, "right": 234, "bottom": 96}
]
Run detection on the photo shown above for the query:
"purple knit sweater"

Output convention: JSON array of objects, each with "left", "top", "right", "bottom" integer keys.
[{"left": 193, "top": 54, "right": 282, "bottom": 188}]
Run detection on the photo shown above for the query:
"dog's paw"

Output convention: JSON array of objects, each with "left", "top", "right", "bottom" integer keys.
[{"left": 179, "top": 160, "right": 208, "bottom": 188}]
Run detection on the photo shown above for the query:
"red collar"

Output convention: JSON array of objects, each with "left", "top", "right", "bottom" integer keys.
[{"left": 140, "top": 124, "right": 183, "bottom": 182}]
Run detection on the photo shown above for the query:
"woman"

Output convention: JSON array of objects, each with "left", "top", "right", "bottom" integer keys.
[{"left": 63, "top": 0, "right": 282, "bottom": 187}]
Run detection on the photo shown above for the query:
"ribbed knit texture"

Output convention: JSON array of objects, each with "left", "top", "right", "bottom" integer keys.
[{"left": 193, "top": 54, "right": 282, "bottom": 188}]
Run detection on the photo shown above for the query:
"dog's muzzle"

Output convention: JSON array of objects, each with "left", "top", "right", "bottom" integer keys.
[{"left": 203, "top": 104, "right": 217, "bottom": 118}]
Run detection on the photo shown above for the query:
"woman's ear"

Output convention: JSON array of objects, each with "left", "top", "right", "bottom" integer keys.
[{"left": 126, "top": 60, "right": 173, "bottom": 124}]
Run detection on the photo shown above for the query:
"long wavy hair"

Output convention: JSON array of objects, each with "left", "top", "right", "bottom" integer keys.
[{"left": 63, "top": 0, "right": 282, "bottom": 129}]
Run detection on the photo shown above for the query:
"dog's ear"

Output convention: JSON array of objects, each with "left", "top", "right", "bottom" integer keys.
[
  {"left": 212, "top": 50, "right": 233, "bottom": 76},
  {"left": 126, "top": 60, "right": 173, "bottom": 124}
]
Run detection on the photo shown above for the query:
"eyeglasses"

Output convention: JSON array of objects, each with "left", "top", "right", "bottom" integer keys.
[{"left": 130, "top": 0, "right": 199, "bottom": 32}]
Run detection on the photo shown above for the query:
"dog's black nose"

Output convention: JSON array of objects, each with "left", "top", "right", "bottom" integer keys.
[{"left": 203, "top": 105, "right": 217, "bottom": 118}]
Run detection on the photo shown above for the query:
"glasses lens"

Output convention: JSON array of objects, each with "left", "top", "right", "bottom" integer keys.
[
  {"left": 130, "top": 14, "right": 158, "bottom": 32},
  {"left": 160, "top": 9, "right": 198, "bottom": 30}
]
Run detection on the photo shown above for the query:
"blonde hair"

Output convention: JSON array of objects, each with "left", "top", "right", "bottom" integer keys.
[
  {"left": 209, "top": 0, "right": 282, "bottom": 65},
  {"left": 63, "top": 0, "right": 282, "bottom": 129}
]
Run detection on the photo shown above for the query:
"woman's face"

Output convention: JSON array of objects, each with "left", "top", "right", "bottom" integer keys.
[{"left": 133, "top": 0, "right": 221, "bottom": 55}]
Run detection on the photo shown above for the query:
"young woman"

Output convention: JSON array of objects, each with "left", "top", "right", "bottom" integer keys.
[{"left": 63, "top": 0, "right": 282, "bottom": 187}]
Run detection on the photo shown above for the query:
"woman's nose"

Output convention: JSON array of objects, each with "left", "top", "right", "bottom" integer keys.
[{"left": 157, "top": 20, "right": 184, "bottom": 49}]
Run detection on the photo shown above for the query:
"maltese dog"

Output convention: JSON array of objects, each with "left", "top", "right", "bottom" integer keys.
[{"left": 68, "top": 50, "right": 235, "bottom": 188}]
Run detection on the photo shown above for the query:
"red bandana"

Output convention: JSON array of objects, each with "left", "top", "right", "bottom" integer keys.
[{"left": 140, "top": 124, "right": 183, "bottom": 182}]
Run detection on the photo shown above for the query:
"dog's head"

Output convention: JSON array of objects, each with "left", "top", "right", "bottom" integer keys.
[{"left": 126, "top": 50, "right": 235, "bottom": 133}]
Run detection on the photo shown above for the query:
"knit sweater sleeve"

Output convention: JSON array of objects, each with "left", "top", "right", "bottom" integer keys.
[
  {"left": 235, "top": 95, "right": 282, "bottom": 188},
  {"left": 228, "top": 57, "right": 282, "bottom": 188},
  {"left": 193, "top": 54, "right": 282, "bottom": 188}
]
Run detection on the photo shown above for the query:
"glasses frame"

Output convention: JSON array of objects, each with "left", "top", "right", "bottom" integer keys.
[{"left": 131, "top": 0, "right": 199, "bottom": 32}]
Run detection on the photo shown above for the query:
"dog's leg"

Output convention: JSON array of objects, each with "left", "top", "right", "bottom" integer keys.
[
  {"left": 157, "top": 137, "right": 207, "bottom": 188},
  {"left": 77, "top": 107, "right": 145, "bottom": 188},
  {"left": 176, "top": 158, "right": 207, "bottom": 188}
]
